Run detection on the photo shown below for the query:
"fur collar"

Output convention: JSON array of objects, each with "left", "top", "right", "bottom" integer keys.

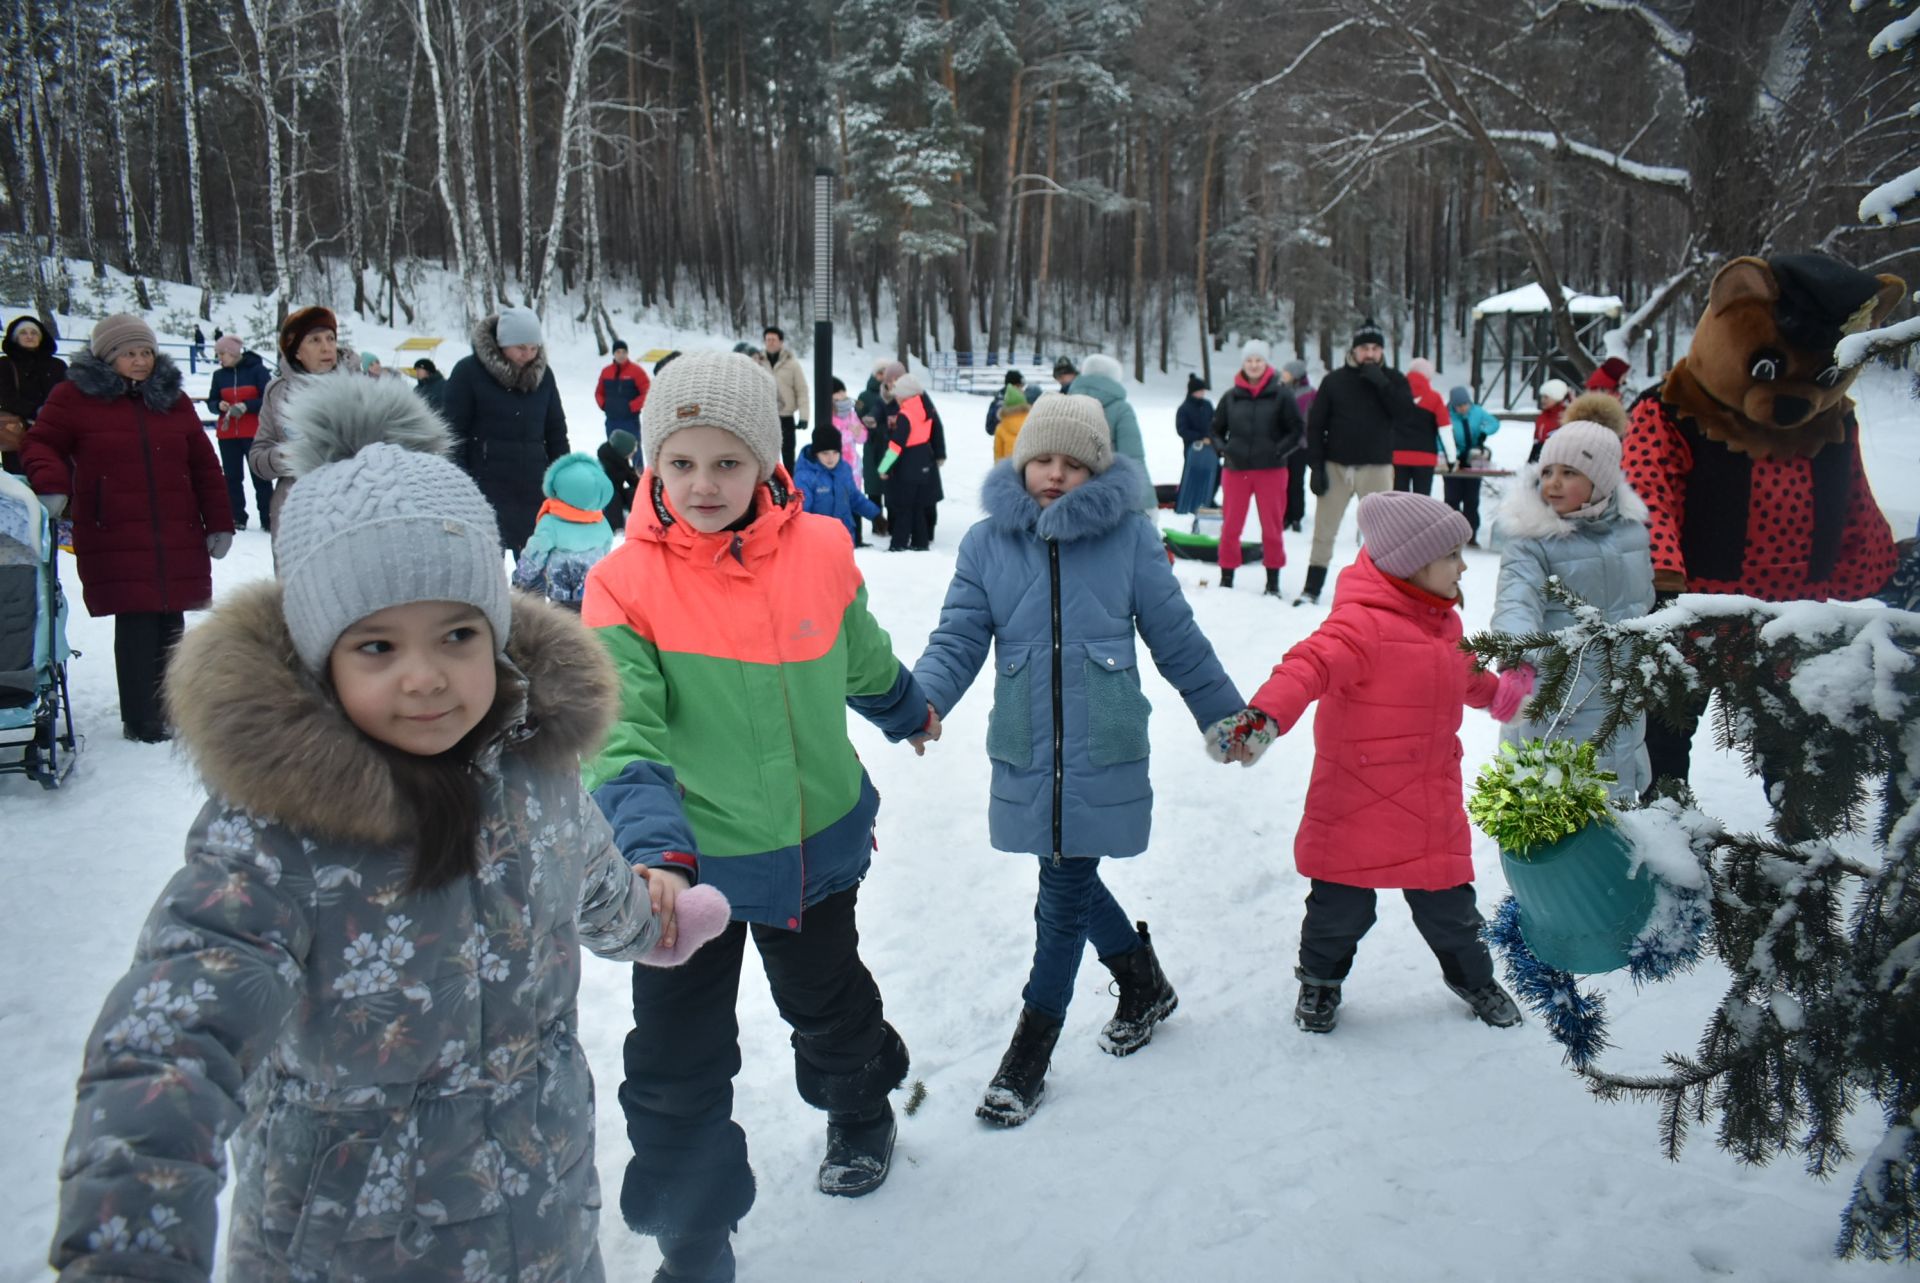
[
  {"left": 166, "top": 583, "right": 617, "bottom": 844},
  {"left": 472, "top": 316, "right": 549, "bottom": 393},
  {"left": 65, "top": 350, "right": 184, "bottom": 411},
  {"left": 1497, "top": 465, "right": 1650, "bottom": 541},
  {"left": 980, "top": 455, "right": 1146, "bottom": 543},
  {"left": 1660, "top": 358, "right": 1847, "bottom": 461}
]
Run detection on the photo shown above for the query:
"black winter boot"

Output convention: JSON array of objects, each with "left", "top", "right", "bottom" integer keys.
[
  {"left": 1447, "top": 979, "right": 1523, "bottom": 1028},
  {"left": 1264, "top": 567, "right": 1281, "bottom": 597},
  {"left": 653, "top": 1231, "right": 737, "bottom": 1283},
  {"left": 977, "top": 1008, "right": 1064, "bottom": 1128},
  {"left": 1294, "top": 968, "right": 1342, "bottom": 1033},
  {"left": 1219, "top": 567, "right": 1235, "bottom": 589},
  {"left": 1097, "top": 921, "right": 1178, "bottom": 1056},
  {"left": 818, "top": 1099, "right": 897, "bottom": 1197},
  {"left": 1293, "top": 563, "right": 1327, "bottom": 606}
]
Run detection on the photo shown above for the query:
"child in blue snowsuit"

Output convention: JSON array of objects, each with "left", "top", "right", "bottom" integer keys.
[
  {"left": 795, "top": 423, "right": 881, "bottom": 546},
  {"left": 514, "top": 451, "right": 615, "bottom": 609},
  {"left": 912, "top": 394, "right": 1244, "bottom": 1129}
]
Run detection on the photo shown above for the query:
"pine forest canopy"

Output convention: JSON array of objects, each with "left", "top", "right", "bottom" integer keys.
[{"left": 2, "top": 0, "right": 1916, "bottom": 377}]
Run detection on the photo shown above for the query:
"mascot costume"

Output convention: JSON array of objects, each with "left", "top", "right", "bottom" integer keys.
[{"left": 1622, "top": 252, "right": 1907, "bottom": 788}]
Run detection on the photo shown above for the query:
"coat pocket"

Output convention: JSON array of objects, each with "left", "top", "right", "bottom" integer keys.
[
  {"left": 985, "top": 648, "right": 1033, "bottom": 769},
  {"left": 1085, "top": 644, "right": 1151, "bottom": 767}
]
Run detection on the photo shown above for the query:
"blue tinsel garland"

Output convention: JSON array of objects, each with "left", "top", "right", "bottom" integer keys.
[{"left": 1487, "top": 882, "right": 1710, "bottom": 1070}]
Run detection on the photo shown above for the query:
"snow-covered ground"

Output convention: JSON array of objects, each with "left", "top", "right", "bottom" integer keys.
[{"left": 4, "top": 275, "right": 1918, "bottom": 1280}]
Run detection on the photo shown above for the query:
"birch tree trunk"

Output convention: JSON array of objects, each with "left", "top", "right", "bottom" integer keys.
[
  {"left": 445, "top": 0, "right": 499, "bottom": 309},
  {"left": 174, "top": 0, "right": 211, "bottom": 317},
  {"left": 413, "top": 0, "right": 476, "bottom": 319},
  {"left": 531, "top": 0, "right": 605, "bottom": 316},
  {"left": 334, "top": 0, "right": 371, "bottom": 317},
  {"left": 62, "top": 1, "right": 100, "bottom": 286},
  {"left": 7, "top": 0, "right": 55, "bottom": 318},
  {"left": 515, "top": 0, "right": 533, "bottom": 296},
  {"left": 105, "top": 24, "right": 152, "bottom": 309},
  {"left": 238, "top": 0, "right": 290, "bottom": 318}
]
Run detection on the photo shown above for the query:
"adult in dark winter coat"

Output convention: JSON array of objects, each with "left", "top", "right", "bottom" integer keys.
[
  {"left": 410, "top": 356, "right": 448, "bottom": 415},
  {"left": 599, "top": 428, "right": 641, "bottom": 533},
  {"left": 856, "top": 362, "right": 897, "bottom": 535},
  {"left": 23, "top": 314, "right": 234, "bottom": 742},
  {"left": 443, "top": 306, "right": 570, "bottom": 555},
  {"left": 878, "top": 372, "right": 943, "bottom": 550},
  {"left": 1299, "top": 318, "right": 1419, "bottom": 604},
  {"left": 205, "top": 337, "right": 275, "bottom": 532},
  {"left": 250, "top": 306, "right": 358, "bottom": 538},
  {"left": 1280, "top": 360, "right": 1315, "bottom": 531},
  {"left": 0, "top": 314, "right": 65, "bottom": 476},
  {"left": 1210, "top": 340, "right": 1304, "bottom": 595},
  {"left": 595, "top": 340, "right": 650, "bottom": 442},
  {"left": 1173, "top": 374, "right": 1217, "bottom": 515},
  {"left": 1396, "top": 362, "right": 1453, "bottom": 495}
]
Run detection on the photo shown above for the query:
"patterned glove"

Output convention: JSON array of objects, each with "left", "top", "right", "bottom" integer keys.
[
  {"left": 1489, "top": 664, "right": 1536, "bottom": 723},
  {"left": 1203, "top": 707, "right": 1278, "bottom": 766}
]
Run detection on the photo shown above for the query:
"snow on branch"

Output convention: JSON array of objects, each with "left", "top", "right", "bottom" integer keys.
[
  {"left": 1863, "top": 6, "right": 1920, "bottom": 58},
  {"left": 1838, "top": 313, "right": 1920, "bottom": 367},
  {"left": 1860, "top": 165, "right": 1920, "bottom": 226},
  {"left": 1484, "top": 128, "right": 1691, "bottom": 192},
  {"left": 1223, "top": 17, "right": 1363, "bottom": 110},
  {"left": 1601, "top": 250, "right": 1704, "bottom": 353},
  {"left": 1539, "top": 0, "right": 1694, "bottom": 62}
]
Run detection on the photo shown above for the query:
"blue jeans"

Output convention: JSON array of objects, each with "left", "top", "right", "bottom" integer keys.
[
  {"left": 1174, "top": 445, "right": 1220, "bottom": 515},
  {"left": 1022, "top": 856, "right": 1141, "bottom": 1020}
]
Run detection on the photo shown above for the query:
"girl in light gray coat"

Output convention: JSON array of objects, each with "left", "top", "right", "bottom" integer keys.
[
  {"left": 913, "top": 395, "right": 1242, "bottom": 1129},
  {"left": 50, "top": 378, "right": 726, "bottom": 1283},
  {"left": 1490, "top": 400, "right": 1655, "bottom": 800}
]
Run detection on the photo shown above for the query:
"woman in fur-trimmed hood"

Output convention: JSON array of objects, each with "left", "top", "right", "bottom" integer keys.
[
  {"left": 49, "top": 375, "right": 724, "bottom": 1282},
  {"left": 442, "top": 306, "right": 570, "bottom": 554},
  {"left": 1490, "top": 393, "right": 1656, "bottom": 799}
]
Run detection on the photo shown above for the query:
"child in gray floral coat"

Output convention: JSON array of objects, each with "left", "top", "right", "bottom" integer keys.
[{"left": 50, "top": 377, "right": 728, "bottom": 1282}]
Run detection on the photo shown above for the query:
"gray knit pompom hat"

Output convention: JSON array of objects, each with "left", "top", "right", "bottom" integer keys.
[
  {"left": 274, "top": 377, "right": 510, "bottom": 671},
  {"left": 642, "top": 350, "right": 783, "bottom": 481}
]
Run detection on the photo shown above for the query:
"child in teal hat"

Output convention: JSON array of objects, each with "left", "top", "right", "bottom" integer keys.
[{"left": 513, "top": 451, "right": 616, "bottom": 609}]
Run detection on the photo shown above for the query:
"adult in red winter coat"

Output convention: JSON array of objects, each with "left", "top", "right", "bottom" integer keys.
[
  {"left": 1528, "top": 379, "right": 1571, "bottom": 463},
  {"left": 595, "top": 341, "right": 650, "bottom": 443},
  {"left": 24, "top": 314, "right": 234, "bottom": 742},
  {"left": 1395, "top": 364, "right": 1452, "bottom": 494}
]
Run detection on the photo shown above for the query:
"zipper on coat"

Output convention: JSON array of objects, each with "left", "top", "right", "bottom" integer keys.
[
  {"left": 137, "top": 400, "right": 170, "bottom": 606},
  {"left": 1048, "top": 539, "right": 1063, "bottom": 866}
]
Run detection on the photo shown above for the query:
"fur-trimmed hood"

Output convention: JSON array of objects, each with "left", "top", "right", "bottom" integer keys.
[
  {"left": 1497, "top": 464, "right": 1650, "bottom": 541},
  {"left": 64, "top": 349, "right": 184, "bottom": 411},
  {"left": 472, "top": 314, "right": 550, "bottom": 393},
  {"left": 980, "top": 454, "right": 1147, "bottom": 543},
  {"left": 165, "top": 582, "right": 617, "bottom": 844}
]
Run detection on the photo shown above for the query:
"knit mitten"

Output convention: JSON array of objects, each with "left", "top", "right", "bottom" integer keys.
[
  {"left": 639, "top": 884, "right": 732, "bottom": 967},
  {"left": 1488, "top": 664, "right": 1537, "bottom": 723},
  {"left": 1203, "top": 707, "right": 1277, "bottom": 766}
]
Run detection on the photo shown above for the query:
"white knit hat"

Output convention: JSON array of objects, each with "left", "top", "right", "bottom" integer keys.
[
  {"left": 642, "top": 350, "right": 783, "bottom": 481},
  {"left": 1540, "top": 420, "right": 1625, "bottom": 503},
  {"left": 275, "top": 378, "right": 509, "bottom": 671},
  {"left": 1011, "top": 394, "right": 1114, "bottom": 474},
  {"left": 1241, "top": 339, "right": 1272, "bottom": 363}
]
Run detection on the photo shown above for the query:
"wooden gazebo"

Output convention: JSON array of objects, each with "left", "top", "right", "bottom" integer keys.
[{"left": 1469, "top": 284, "right": 1623, "bottom": 411}]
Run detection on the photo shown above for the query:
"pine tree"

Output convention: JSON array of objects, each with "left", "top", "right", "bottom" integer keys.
[{"left": 1466, "top": 583, "right": 1920, "bottom": 1260}]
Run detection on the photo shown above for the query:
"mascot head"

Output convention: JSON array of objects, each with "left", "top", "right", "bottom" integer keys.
[{"left": 1674, "top": 254, "right": 1904, "bottom": 460}]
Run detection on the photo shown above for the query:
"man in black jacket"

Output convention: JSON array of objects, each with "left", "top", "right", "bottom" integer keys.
[{"left": 1299, "top": 318, "right": 1418, "bottom": 605}]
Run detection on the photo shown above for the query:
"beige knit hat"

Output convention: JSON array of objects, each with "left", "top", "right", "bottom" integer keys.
[
  {"left": 642, "top": 350, "right": 783, "bottom": 481},
  {"left": 1011, "top": 394, "right": 1114, "bottom": 474},
  {"left": 1356, "top": 491, "right": 1473, "bottom": 578},
  {"left": 89, "top": 313, "right": 158, "bottom": 363}
]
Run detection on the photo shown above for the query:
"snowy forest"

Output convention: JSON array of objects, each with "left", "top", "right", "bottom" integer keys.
[{"left": 4, "top": 0, "right": 1919, "bottom": 377}]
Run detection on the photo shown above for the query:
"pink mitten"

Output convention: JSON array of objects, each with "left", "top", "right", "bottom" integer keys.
[
  {"left": 639, "top": 884, "right": 732, "bottom": 967},
  {"left": 1488, "top": 664, "right": 1537, "bottom": 724}
]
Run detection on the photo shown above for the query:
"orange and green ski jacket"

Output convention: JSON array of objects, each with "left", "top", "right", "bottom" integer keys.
[{"left": 581, "top": 472, "right": 929, "bottom": 929}]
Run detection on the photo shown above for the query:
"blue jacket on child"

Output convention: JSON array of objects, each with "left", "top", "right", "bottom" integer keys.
[
  {"left": 914, "top": 455, "right": 1241, "bottom": 860},
  {"left": 794, "top": 444, "right": 881, "bottom": 541}
]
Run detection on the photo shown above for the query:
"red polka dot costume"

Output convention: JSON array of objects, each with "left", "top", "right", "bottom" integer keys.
[{"left": 1624, "top": 392, "right": 1895, "bottom": 602}]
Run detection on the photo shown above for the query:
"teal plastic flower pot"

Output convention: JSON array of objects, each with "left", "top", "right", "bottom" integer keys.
[{"left": 1500, "top": 822, "right": 1657, "bottom": 974}]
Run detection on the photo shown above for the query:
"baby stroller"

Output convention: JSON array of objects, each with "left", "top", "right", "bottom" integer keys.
[{"left": 0, "top": 471, "right": 78, "bottom": 787}]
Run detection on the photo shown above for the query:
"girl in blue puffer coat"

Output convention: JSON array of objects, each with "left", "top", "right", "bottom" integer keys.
[{"left": 913, "top": 395, "right": 1243, "bottom": 1129}]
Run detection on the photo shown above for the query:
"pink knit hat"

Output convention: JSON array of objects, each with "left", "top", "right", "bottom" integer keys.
[
  {"left": 1357, "top": 491, "right": 1473, "bottom": 578},
  {"left": 213, "top": 334, "right": 244, "bottom": 358},
  {"left": 1539, "top": 420, "right": 1624, "bottom": 503}
]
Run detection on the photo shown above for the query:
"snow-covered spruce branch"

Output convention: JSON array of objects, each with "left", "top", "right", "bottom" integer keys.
[
  {"left": 1838, "top": 314, "right": 1920, "bottom": 367},
  {"left": 1859, "top": 165, "right": 1920, "bottom": 228}
]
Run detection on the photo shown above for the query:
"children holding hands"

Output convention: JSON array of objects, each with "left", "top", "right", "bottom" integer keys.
[
  {"left": 51, "top": 377, "right": 727, "bottom": 1281},
  {"left": 1211, "top": 491, "right": 1528, "bottom": 1034},
  {"left": 913, "top": 394, "right": 1244, "bottom": 1127}
]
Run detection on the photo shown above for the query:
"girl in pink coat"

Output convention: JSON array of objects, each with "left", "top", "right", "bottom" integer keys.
[{"left": 1216, "top": 492, "right": 1531, "bottom": 1034}]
